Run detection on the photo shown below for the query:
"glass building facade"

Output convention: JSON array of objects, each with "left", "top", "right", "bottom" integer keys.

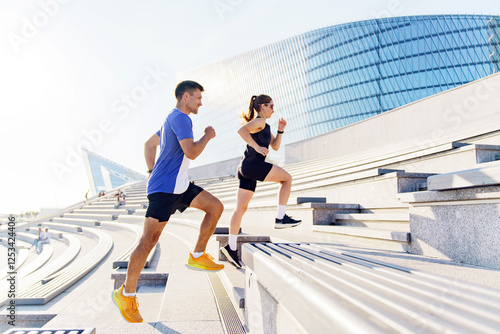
[
  {"left": 82, "top": 149, "right": 146, "bottom": 195},
  {"left": 179, "top": 15, "right": 500, "bottom": 168}
]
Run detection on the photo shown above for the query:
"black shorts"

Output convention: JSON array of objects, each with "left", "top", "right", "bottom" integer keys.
[
  {"left": 238, "top": 161, "right": 273, "bottom": 192},
  {"left": 145, "top": 182, "right": 203, "bottom": 222}
]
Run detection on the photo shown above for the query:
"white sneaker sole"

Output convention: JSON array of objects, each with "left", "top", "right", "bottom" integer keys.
[
  {"left": 274, "top": 222, "right": 302, "bottom": 229},
  {"left": 220, "top": 247, "right": 242, "bottom": 269}
]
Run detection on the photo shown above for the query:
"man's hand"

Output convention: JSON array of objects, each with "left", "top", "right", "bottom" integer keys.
[{"left": 205, "top": 126, "right": 216, "bottom": 140}]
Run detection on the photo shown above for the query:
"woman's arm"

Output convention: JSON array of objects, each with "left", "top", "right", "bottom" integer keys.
[
  {"left": 270, "top": 117, "right": 287, "bottom": 151},
  {"left": 238, "top": 118, "right": 268, "bottom": 156}
]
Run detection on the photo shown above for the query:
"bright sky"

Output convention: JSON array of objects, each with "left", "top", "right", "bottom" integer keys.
[{"left": 0, "top": 0, "right": 498, "bottom": 215}]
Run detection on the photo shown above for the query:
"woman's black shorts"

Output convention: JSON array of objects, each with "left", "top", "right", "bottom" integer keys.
[
  {"left": 145, "top": 182, "right": 203, "bottom": 222},
  {"left": 238, "top": 161, "right": 273, "bottom": 192}
]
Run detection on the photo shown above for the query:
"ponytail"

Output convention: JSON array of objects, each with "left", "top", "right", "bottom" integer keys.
[{"left": 240, "top": 94, "right": 272, "bottom": 123}]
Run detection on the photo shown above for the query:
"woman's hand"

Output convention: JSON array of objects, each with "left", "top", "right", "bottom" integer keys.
[
  {"left": 254, "top": 146, "right": 269, "bottom": 156},
  {"left": 278, "top": 117, "right": 287, "bottom": 132}
]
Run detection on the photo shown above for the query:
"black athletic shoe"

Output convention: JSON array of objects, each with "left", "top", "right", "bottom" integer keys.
[
  {"left": 275, "top": 214, "right": 302, "bottom": 229},
  {"left": 220, "top": 244, "right": 242, "bottom": 268}
]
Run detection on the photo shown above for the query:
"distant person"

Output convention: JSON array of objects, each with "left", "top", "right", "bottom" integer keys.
[
  {"left": 121, "top": 189, "right": 126, "bottom": 205},
  {"left": 36, "top": 227, "right": 50, "bottom": 254},
  {"left": 221, "top": 94, "right": 301, "bottom": 269},
  {"left": 112, "top": 80, "right": 224, "bottom": 323},
  {"left": 114, "top": 189, "right": 126, "bottom": 206},
  {"left": 30, "top": 227, "right": 42, "bottom": 251}
]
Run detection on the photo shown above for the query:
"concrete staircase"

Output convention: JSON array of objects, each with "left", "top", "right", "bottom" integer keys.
[{"left": 182, "top": 141, "right": 500, "bottom": 252}]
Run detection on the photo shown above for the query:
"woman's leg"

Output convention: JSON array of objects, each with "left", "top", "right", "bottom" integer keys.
[
  {"left": 263, "top": 165, "right": 292, "bottom": 206},
  {"left": 223, "top": 188, "right": 254, "bottom": 267},
  {"left": 264, "top": 165, "right": 301, "bottom": 227},
  {"left": 229, "top": 188, "right": 254, "bottom": 235}
]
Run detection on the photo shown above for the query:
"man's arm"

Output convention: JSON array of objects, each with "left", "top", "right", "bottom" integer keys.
[
  {"left": 179, "top": 126, "right": 216, "bottom": 160},
  {"left": 145, "top": 133, "right": 160, "bottom": 171}
]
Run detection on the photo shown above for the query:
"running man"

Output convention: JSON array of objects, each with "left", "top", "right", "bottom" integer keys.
[{"left": 112, "top": 80, "right": 224, "bottom": 323}]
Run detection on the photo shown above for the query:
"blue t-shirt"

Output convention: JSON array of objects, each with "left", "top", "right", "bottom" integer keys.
[{"left": 147, "top": 108, "right": 193, "bottom": 195}]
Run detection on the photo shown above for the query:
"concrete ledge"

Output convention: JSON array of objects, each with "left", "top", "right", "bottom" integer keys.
[
  {"left": 73, "top": 208, "right": 129, "bottom": 215},
  {"left": 242, "top": 242, "right": 500, "bottom": 333},
  {"left": 52, "top": 217, "right": 100, "bottom": 227},
  {"left": 428, "top": 164, "right": 500, "bottom": 191},
  {"left": 117, "top": 215, "right": 144, "bottom": 223},
  {"left": 215, "top": 235, "right": 271, "bottom": 262},
  {"left": 296, "top": 197, "right": 326, "bottom": 204},
  {"left": 313, "top": 225, "right": 410, "bottom": 243},
  {"left": 111, "top": 272, "right": 169, "bottom": 290},
  {"left": 213, "top": 227, "right": 242, "bottom": 234},
  {"left": 401, "top": 185, "right": 500, "bottom": 269},
  {"left": 40, "top": 222, "right": 83, "bottom": 233},
  {"left": 63, "top": 213, "right": 114, "bottom": 220},
  {"left": 334, "top": 213, "right": 409, "bottom": 222}
]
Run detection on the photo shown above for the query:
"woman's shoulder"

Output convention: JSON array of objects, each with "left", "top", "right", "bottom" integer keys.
[
  {"left": 247, "top": 117, "right": 267, "bottom": 132},
  {"left": 251, "top": 117, "right": 267, "bottom": 126}
]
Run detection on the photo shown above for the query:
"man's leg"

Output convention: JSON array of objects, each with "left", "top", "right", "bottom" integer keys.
[
  {"left": 113, "top": 216, "right": 165, "bottom": 323},
  {"left": 124, "top": 216, "right": 167, "bottom": 293},
  {"left": 189, "top": 190, "right": 224, "bottom": 253}
]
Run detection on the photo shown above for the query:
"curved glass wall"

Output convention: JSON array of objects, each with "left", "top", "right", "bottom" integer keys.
[
  {"left": 179, "top": 14, "right": 500, "bottom": 168},
  {"left": 82, "top": 149, "right": 146, "bottom": 195}
]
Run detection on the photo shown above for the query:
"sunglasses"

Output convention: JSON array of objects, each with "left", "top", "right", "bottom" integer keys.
[{"left": 263, "top": 103, "right": 274, "bottom": 109}]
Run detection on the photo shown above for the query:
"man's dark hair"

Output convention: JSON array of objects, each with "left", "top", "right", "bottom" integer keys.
[{"left": 175, "top": 80, "right": 204, "bottom": 101}]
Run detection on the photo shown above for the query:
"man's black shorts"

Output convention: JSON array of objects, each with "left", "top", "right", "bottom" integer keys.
[{"left": 145, "top": 182, "right": 203, "bottom": 222}]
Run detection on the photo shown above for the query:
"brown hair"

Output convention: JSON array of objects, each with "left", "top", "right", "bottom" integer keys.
[
  {"left": 240, "top": 94, "right": 272, "bottom": 123},
  {"left": 175, "top": 80, "right": 204, "bottom": 101}
]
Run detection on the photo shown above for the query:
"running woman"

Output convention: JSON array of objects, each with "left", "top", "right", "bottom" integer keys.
[{"left": 221, "top": 94, "right": 301, "bottom": 269}]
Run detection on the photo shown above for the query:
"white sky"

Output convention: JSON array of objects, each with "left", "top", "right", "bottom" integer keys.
[{"left": 0, "top": 0, "right": 498, "bottom": 214}]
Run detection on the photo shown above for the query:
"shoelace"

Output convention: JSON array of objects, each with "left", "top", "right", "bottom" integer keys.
[
  {"left": 130, "top": 296, "right": 139, "bottom": 312},
  {"left": 204, "top": 253, "right": 215, "bottom": 260}
]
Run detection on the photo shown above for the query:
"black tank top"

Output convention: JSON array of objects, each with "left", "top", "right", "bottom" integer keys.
[{"left": 242, "top": 121, "right": 271, "bottom": 163}]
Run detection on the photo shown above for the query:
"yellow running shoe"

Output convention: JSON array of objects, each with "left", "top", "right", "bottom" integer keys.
[
  {"left": 112, "top": 284, "right": 143, "bottom": 323},
  {"left": 187, "top": 252, "right": 224, "bottom": 271}
]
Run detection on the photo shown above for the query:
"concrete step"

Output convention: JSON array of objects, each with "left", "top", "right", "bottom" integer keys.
[
  {"left": 334, "top": 213, "right": 410, "bottom": 229},
  {"left": 212, "top": 168, "right": 406, "bottom": 202},
  {"left": 358, "top": 203, "right": 410, "bottom": 214},
  {"left": 25, "top": 227, "right": 63, "bottom": 239},
  {"left": 428, "top": 163, "right": 500, "bottom": 191},
  {"left": 40, "top": 222, "right": 83, "bottom": 233},
  {"left": 52, "top": 217, "right": 100, "bottom": 227},
  {"left": 117, "top": 215, "right": 144, "bottom": 223},
  {"left": 178, "top": 202, "right": 360, "bottom": 233},
  {"left": 209, "top": 172, "right": 433, "bottom": 210},
  {"left": 63, "top": 213, "right": 114, "bottom": 221},
  {"left": 133, "top": 208, "right": 147, "bottom": 216},
  {"left": 218, "top": 263, "right": 246, "bottom": 311},
  {"left": 85, "top": 203, "right": 144, "bottom": 210},
  {"left": 98, "top": 199, "right": 147, "bottom": 205},
  {"left": 312, "top": 225, "right": 411, "bottom": 252},
  {"left": 73, "top": 208, "right": 130, "bottom": 215}
]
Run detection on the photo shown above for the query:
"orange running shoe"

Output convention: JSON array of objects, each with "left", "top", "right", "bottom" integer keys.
[
  {"left": 187, "top": 252, "right": 224, "bottom": 271},
  {"left": 112, "top": 284, "right": 143, "bottom": 323}
]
